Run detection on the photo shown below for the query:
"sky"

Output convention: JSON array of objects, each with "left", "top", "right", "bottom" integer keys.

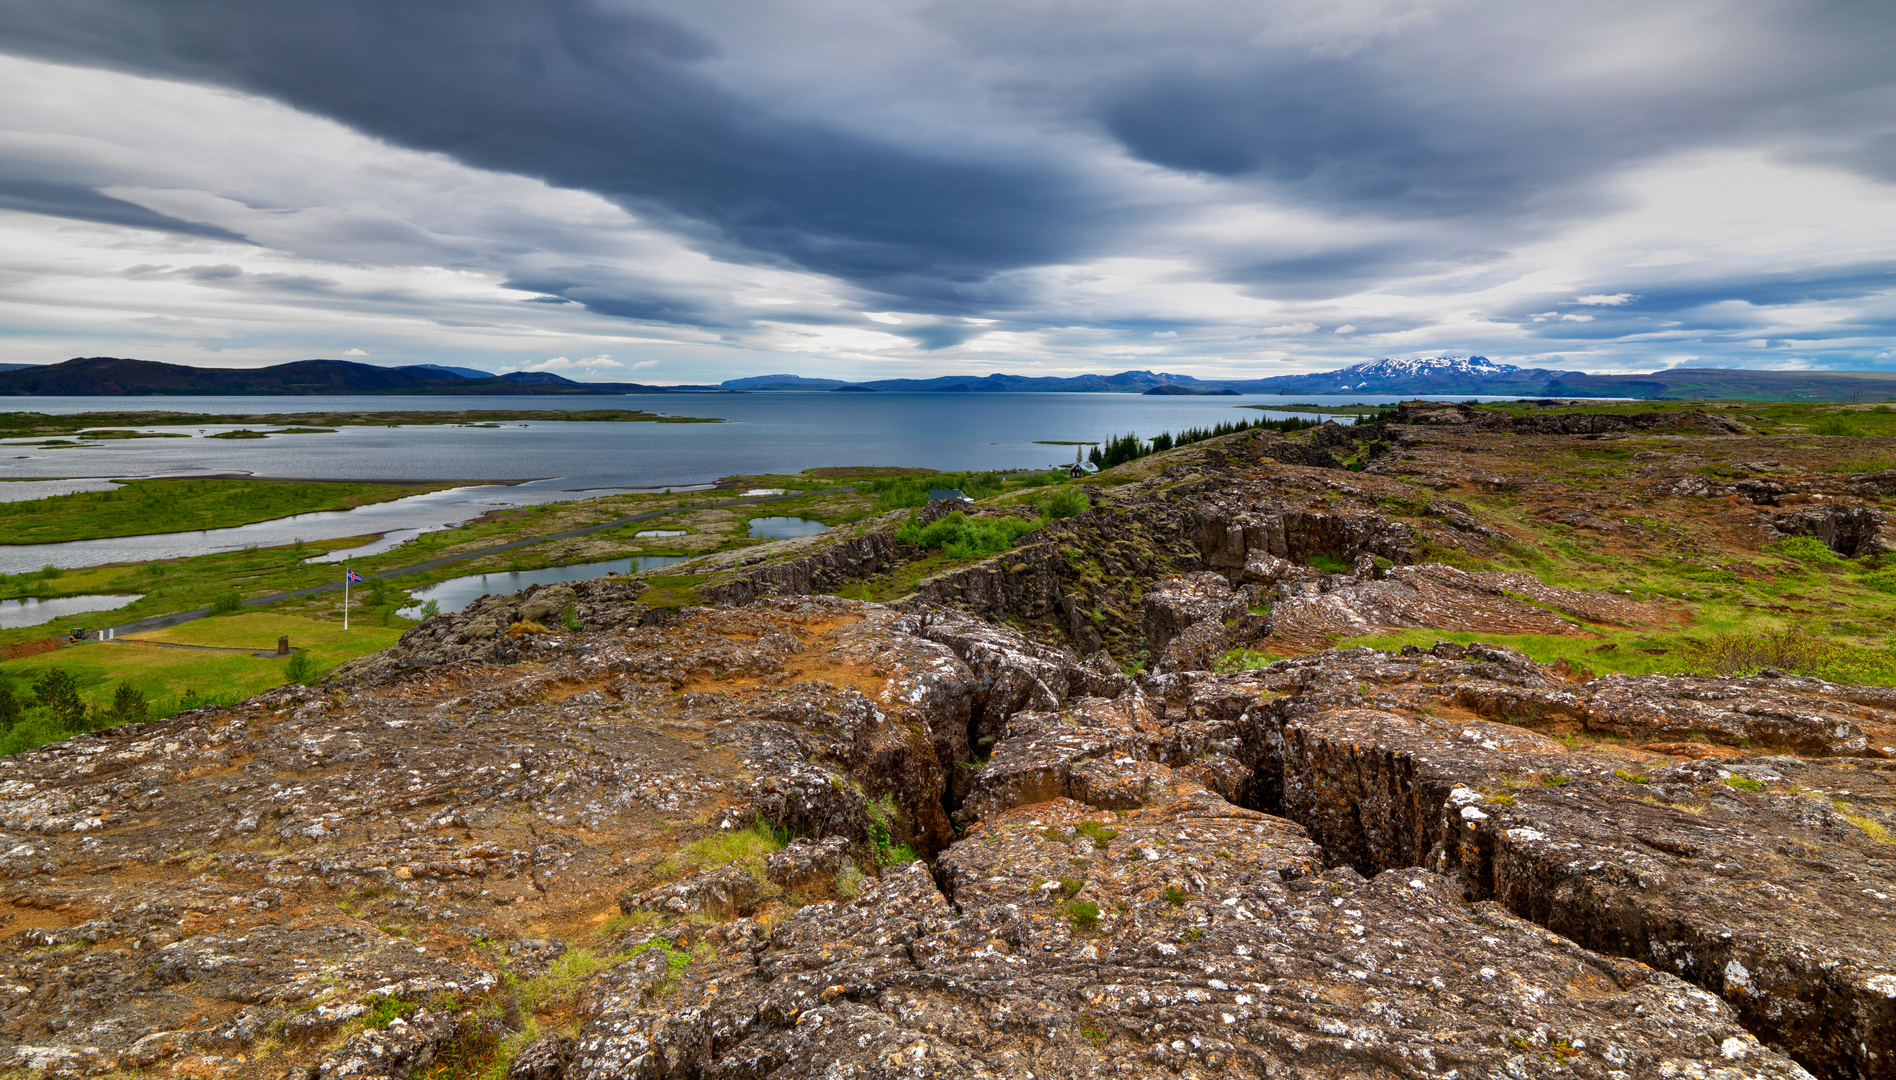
[{"left": 0, "top": 0, "right": 1892, "bottom": 383}]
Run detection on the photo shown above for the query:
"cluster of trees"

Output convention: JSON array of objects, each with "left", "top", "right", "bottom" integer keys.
[
  {"left": 1087, "top": 415, "right": 1323, "bottom": 469},
  {"left": 0, "top": 669, "right": 151, "bottom": 753}
]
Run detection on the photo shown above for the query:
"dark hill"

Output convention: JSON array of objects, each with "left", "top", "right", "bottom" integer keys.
[{"left": 0, "top": 357, "right": 670, "bottom": 396}]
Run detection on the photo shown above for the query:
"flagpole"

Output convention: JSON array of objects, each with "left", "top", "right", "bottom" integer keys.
[{"left": 343, "top": 567, "right": 350, "bottom": 631}]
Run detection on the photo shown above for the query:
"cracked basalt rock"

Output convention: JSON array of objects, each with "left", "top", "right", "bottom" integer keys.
[
  {"left": 559, "top": 788, "right": 1806, "bottom": 1079},
  {"left": 6, "top": 425, "right": 1896, "bottom": 1078}
]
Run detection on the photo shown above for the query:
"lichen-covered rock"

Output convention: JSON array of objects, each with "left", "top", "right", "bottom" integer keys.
[
  {"left": 765, "top": 836, "right": 850, "bottom": 891},
  {"left": 557, "top": 788, "right": 1808, "bottom": 1079}
]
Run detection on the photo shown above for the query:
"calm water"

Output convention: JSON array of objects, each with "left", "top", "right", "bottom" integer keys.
[
  {"left": 748, "top": 516, "right": 831, "bottom": 540},
  {"left": 0, "top": 593, "right": 142, "bottom": 630},
  {"left": 396, "top": 556, "right": 691, "bottom": 617},
  {"left": 0, "top": 391, "right": 1420, "bottom": 572}
]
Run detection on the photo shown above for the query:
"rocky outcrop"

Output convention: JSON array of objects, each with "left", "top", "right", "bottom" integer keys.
[{"left": 1394, "top": 400, "right": 1758, "bottom": 435}]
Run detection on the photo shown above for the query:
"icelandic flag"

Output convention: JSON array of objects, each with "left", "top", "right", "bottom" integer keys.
[{"left": 346, "top": 570, "right": 364, "bottom": 584}]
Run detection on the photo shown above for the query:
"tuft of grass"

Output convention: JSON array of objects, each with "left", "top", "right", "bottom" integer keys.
[
  {"left": 1722, "top": 776, "right": 1766, "bottom": 793},
  {"left": 1614, "top": 768, "right": 1650, "bottom": 785},
  {"left": 507, "top": 619, "right": 552, "bottom": 637},
  {"left": 1064, "top": 900, "right": 1101, "bottom": 932},
  {"left": 1161, "top": 885, "right": 1186, "bottom": 907},
  {"left": 1838, "top": 808, "right": 1892, "bottom": 844},
  {"left": 515, "top": 947, "right": 629, "bottom": 1013},
  {"left": 656, "top": 817, "right": 789, "bottom": 882},
  {"left": 1073, "top": 820, "right": 1119, "bottom": 849},
  {"left": 866, "top": 794, "right": 920, "bottom": 867},
  {"left": 1056, "top": 876, "right": 1085, "bottom": 900},
  {"left": 365, "top": 994, "right": 418, "bottom": 1028}
]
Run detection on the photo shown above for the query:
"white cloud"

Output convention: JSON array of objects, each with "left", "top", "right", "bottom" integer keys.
[
  {"left": 1333, "top": 324, "right": 1357, "bottom": 334},
  {"left": 1559, "top": 313, "right": 1595, "bottom": 322},
  {"left": 1151, "top": 330, "right": 1177, "bottom": 338},
  {"left": 1572, "top": 293, "right": 1636, "bottom": 306},
  {"left": 341, "top": 347, "right": 368, "bottom": 356}
]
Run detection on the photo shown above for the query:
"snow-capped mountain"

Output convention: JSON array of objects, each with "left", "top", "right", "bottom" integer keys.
[
  {"left": 1313, "top": 356, "right": 1514, "bottom": 390},
  {"left": 1245, "top": 355, "right": 1580, "bottom": 395}
]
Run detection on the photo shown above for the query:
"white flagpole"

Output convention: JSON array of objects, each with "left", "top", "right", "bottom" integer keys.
[{"left": 343, "top": 569, "right": 350, "bottom": 630}]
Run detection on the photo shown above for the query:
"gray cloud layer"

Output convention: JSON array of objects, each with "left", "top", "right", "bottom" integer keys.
[{"left": 0, "top": 0, "right": 1892, "bottom": 373}]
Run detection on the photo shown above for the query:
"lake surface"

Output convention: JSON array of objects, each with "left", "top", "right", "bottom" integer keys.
[
  {"left": 0, "top": 593, "right": 142, "bottom": 630},
  {"left": 0, "top": 391, "right": 1444, "bottom": 571},
  {"left": 396, "top": 556, "right": 691, "bottom": 617},
  {"left": 748, "top": 516, "right": 831, "bottom": 540}
]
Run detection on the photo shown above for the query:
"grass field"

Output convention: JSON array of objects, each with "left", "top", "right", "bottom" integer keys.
[
  {"left": 0, "top": 477, "right": 453, "bottom": 544},
  {"left": 0, "top": 615, "right": 404, "bottom": 755}
]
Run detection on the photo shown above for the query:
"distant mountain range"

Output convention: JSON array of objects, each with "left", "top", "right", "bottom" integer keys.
[
  {"left": 0, "top": 357, "right": 677, "bottom": 396},
  {"left": 1, "top": 355, "right": 1892, "bottom": 402}
]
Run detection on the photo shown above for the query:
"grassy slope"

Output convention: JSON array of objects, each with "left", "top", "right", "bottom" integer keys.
[{"left": 1339, "top": 413, "right": 1896, "bottom": 683}]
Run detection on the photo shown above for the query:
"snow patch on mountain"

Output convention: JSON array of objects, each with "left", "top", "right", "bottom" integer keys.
[{"left": 1322, "top": 356, "right": 1515, "bottom": 385}]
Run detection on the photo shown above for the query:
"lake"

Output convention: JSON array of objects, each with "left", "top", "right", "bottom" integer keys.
[
  {"left": 0, "top": 594, "right": 143, "bottom": 630},
  {"left": 396, "top": 556, "right": 691, "bottom": 617},
  {"left": 0, "top": 391, "right": 1417, "bottom": 571}
]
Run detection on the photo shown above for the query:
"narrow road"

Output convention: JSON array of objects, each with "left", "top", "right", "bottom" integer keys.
[{"left": 99, "top": 488, "right": 832, "bottom": 637}]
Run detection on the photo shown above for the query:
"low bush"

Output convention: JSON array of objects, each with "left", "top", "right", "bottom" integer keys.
[
  {"left": 859, "top": 471, "right": 1005, "bottom": 512},
  {"left": 895, "top": 511, "right": 1042, "bottom": 559},
  {"left": 1679, "top": 627, "right": 1896, "bottom": 684},
  {"left": 207, "top": 590, "right": 243, "bottom": 616},
  {"left": 1768, "top": 536, "right": 1844, "bottom": 567}
]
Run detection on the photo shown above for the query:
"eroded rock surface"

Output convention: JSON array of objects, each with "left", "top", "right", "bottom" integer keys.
[{"left": 7, "top": 415, "right": 1896, "bottom": 1077}]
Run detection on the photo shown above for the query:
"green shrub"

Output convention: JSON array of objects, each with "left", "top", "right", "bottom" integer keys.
[
  {"left": 1812, "top": 416, "right": 1864, "bottom": 436},
  {"left": 31, "top": 669, "right": 87, "bottom": 732},
  {"left": 1722, "top": 776, "right": 1766, "bottom": 793},
  {"left": 207, "top": 590, "right": 243, "bottom": 616},
  {"left": 0, "top": 680, "right": 19, "bottom": 730},
  {"left": 1769, "top": 536, "right": 1844, "bottom": 567},
  {"left": 1074, "top": 820, "right": 1119, "bottom": 848},
  {"left": 1064, "top": 900, "right": 1100, "bottom": 931},
  {"left": 419, "top": 599, "right": 441, "bottom": 620},
  {"left": 285, "top": 651, "right": 316, "bottom": 685},
  {"left": 105, "top": 683, "right": 149, "bottom": 725},
  {"left": 1035, "top": 486, "right": 1089, "bottom": 520},
  {"left": 895, "top": 511, "right": 1042, "bottom": 559},
  {"left": 1057, "top": 876, "right": 1085, "bottom": 900},
  {"left": 561, "top": 600, "right": 581, "bottom": 632},
  {"left": 1162, "top": 885, "right": 1186, "bottom": 907}
]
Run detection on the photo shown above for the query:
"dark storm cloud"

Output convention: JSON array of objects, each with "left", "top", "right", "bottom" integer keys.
[
  {"left": 1096, "top": 2, "right": 1896, "bottom": 222},
  {"left": 0, "top": 0, "right": 1093, "bottom": 298},
  {"left": 0, "top": 179, "right": 250, "bottom": 241},
  {"left": 0, "top": 0, "right": 1892, "bottom": 370}
]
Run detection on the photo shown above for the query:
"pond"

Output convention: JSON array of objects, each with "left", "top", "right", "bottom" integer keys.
[
  {"left": 0, "top": 593, "right": 144, "bottom": 630},
  {"left": 634, "top": 529, "right": 687, "bottom": 538},
  {"left": 748, "top": 516, "right": 831, "bottom": 540},
  {"left": 395, "top": 556, "right": 691, "bottom": 618}
]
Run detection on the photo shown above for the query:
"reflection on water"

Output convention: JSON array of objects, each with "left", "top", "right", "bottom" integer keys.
[
  {"left": 748, "top": 516, "right": 830, "bottom": 539},
  {"left": 634, "top": 529, "right": 686, "bottom": 537},
  {"left": 0, "top": 594, "right": 143, "bottom": 630},
  {"left": 397, "top": 556, "right": 690, "bottom": 617}
]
